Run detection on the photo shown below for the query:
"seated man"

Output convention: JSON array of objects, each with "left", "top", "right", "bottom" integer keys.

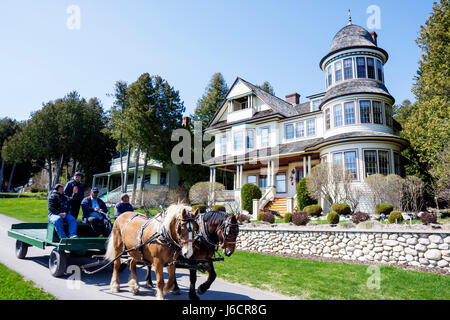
[
  {"left": 114, "top": 193, "right": 134, "bottom": 219},
  {"left": 48, "top": 184, "right": 78, "bottom": 239},
  {"left": 81, "top": 187, "right": 110, "bottom": 237}
]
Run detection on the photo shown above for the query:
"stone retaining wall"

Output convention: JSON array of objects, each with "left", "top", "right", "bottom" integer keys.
[{"left": 236, "top": 227, "right": 450, "bottom": 271}]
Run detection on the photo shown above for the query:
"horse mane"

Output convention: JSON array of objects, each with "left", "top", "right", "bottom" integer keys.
[
  {"left": 203, "top": 210, "right": 229, "bottom": 226},
  {"left": 163, "top": 204, "right": 192, "bottom": 230}
]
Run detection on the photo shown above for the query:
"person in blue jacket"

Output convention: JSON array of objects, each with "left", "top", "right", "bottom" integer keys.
[
  {"left": 64, "top": 172, "right": 85, "bottom": 219},
  {"left": 48, "top": 184, "right": 78, "bottom": 239},
  {"left": 81, "top": 187, "right": 110, "bottom": 237}
]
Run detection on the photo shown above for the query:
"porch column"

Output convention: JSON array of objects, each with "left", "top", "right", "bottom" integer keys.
[
  {"left": 303, "top": 156, "right": 307, "bottom": 178},
  {"left": 212, "top": 167, "right": 216, "bottom": 204},
  {"left": 270, "top": 160, "right": 275, "bottom": 188},
  {"left": 239, "top": 164, "right": 243, "bottom": 189},
  {"left": 233, "top": 173, "right": 236, "bottom": 190},
  {"left": 267, "top": 161, "right": 271, "bottom": 187},
  {"left": 106, "top": 175, "right": 111, "bottom": 194},
  {"left": 308, "top": 155, "right": 311, "bottom": 176}
]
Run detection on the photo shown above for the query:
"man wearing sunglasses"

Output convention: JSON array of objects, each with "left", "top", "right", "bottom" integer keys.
[{"left": 81, "top": 187, "right": 110, "bottom": 237}]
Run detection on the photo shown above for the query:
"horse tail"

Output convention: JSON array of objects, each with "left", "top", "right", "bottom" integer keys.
[{"left": 105, "top": 222, "right": 119, "bottom": 261}]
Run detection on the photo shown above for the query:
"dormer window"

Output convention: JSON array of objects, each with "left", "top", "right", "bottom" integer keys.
[{"left": 312, "top": 99, "right": 321, "bottom": 111}]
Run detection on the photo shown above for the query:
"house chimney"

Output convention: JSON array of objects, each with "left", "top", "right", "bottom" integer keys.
[
  {"left": 370, "top": 31, "right": 378, "bottom": 46},
  {"left": 286, "top": 93, "right": 300, "bottom": 105},
  {"left": 183, "top": 116, "right": 190, "bottom": 128}
]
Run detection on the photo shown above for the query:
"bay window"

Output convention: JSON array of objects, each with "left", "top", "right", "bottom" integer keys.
[
  {"left": 367, "top": 58, "right": 375, "bottom": 79},
  {"left": 247, "top": 129, "right": 255, "bottom": 148},
  {"left": 378, "top": 151, "right": 390, "bottom": 175},
  {"left": 327, "top": 66, "right": 333, "bottom": 87},
  {"left": 334, "top": 104, "right": 343, "bottom": 127},
  {"left": 344, "top": 151, "right": 357, "bottom": 179},
  {"left": 344, "top": 58, "right": 353, "bottom": 80},
  {"left": 364, "top": 150, "right": 391, "bottom": 177},
  {"left": 377, "top": 60, "right": 384, "bottom": 82},
  {"left": 234, "top": 131, "right": 243, "bottom": 150},
  {"left": 325, "top": 109, "right": 331, "bottom": 130},
  {"left": 344, "top": 102, "right": 355, "bottom": 124},
  {"left": 385, "top": 104, "right": 392, "bottom": 126},
  {"left": 372, "top": 101, "right": 383, "bottom": 124},
  {"left": 364, "top": 150, "right": 378, "bottom": 177},
  {"left": 335, "top": 61, "right": 342, "bottom": 82},
  {"left": 357, "top": 57, "right": 366, "bottom": 78},
  {"left": 360, "top": 100, "right": 371, "bottom": 123}
]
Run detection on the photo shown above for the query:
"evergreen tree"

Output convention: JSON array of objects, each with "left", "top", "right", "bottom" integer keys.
[{"left": 256, "top": 81, "right": 275, "bottom": 95}]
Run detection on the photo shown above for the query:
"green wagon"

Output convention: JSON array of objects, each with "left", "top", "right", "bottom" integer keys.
[{"left": 8, "top": 222, "right": 110, "bottom": 277}]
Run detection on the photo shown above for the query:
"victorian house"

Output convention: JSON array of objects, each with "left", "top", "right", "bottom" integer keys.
[{"left": 203, "top": 21, "right": 408, "bottom": 217}]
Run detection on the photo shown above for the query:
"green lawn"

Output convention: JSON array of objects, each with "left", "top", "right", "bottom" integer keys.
[
  {"left": 0, "top": 263, "right": 56, "bottom": 300},
  {"left": 214, "top": 251, "right": 450, "bottom": 300}
]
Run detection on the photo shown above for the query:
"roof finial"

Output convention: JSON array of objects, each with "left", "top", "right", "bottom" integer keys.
[{"left": 348, "top": 9, "right": 352, "bottom": 25}]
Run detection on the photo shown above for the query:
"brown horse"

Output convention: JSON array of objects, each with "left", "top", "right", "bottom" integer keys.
[
  {"left": 105, "top": 204, "right": 198, "bottom": 300},
  {"left": 145, "top": 210, "right": 239, "bottom": 300}
]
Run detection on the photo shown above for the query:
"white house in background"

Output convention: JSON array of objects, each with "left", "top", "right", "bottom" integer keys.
[
  {"left": 92, "top": 149, "right": 179, "bottom": 203},
  {"left": 203, "top": 21, "right": 409, "bottom": 217}
]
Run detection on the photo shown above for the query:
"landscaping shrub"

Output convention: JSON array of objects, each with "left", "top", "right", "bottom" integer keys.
[
  {"left": 292, "top": 211, "right": 309, "bottom": 226},
  {"left": 189, "top": 181, "right": 225, "bottom": 205},
  {"left": 284, "top": 213, "right": 293, "bottom": 223},
  {"left": 241, "top": 183, "right": 262, "bottom": 214},
  {"left": 420, "top": 212, "right": 437, "bottom": 225},
  {"left": 351, "top": 211, "right": 370, "bottom": 224},
  {"left": 257, "top": 211, "right": 264, "bottom": 221},
  {"left": 237, "top": 214, "right": 251, "bottom": 224},
  {"left": 212, "top": 205, "right": 226, "bottom": 212},
  {"left": 303, "top": 204, "right": 322, "bottom": 217},
  {"left": 327, "top": 211, "right": 340, "bottom": 224},
  {"left": 388, "top": 211, "right": 404, "bottom": 224},
  {"left": 191, "top": 204, "right": 207, "bottom": 213},
  {"left": 296, "top": 178, "right": 316, "bottom": 211},
  {"left": 375, "top": 204, "right": 394, "bottom": 215},
  {"left": 331, "top": 203, "right": 351, "bottom": 215},
  {"left": 441, "top": 210, "right": 450, "bottom": 218},
  {"left": 260, "top": 212, "right": 275, "bottom": 224}
]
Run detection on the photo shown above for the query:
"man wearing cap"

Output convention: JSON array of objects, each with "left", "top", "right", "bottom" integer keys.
[
  {"left": 114, "top": 194, "right": 134, "bottom": 219},
  {"left": 81, "top": 187, "right": 110, "bottom": 237},
  {"left": 64, "top": 172, "right": 85, "bottom": 219},
  {"left": 48, "top": 184, "right": 78, "bottom": 239}
]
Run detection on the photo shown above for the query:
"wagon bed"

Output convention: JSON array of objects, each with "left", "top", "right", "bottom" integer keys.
[{"left": 8, "top": 222, "right": 109, "bottom": 277}]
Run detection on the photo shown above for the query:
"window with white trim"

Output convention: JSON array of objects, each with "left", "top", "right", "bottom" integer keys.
[
  {"left": 247, "top": 175, "right": 257, "bottom": 185},
  {"left": 325, "top": 109, "right": 331, "bottom": 130},
  {"left": 344, "top": 58, "right": 353, "bottom": 80},
  {"left": 377, "top": 60, "right": 384, "bottom": 82},
  {"left": 335, "top": 61, "right": 342, "bottom": 82},
  {"left": 344, "top": 102, "right": 355, "bottom": 125},
  {"left": 261, "top": 127, "right": 270, "bottom": 147},
  {"left": 357, "top": 57, "right": 366, "bottom": 78},
  {"left": 296, "top": 121, "right": 304, "bottom": 138},
  {"left": 334, "top": 104, "right": 343, "bottom": 127},
  {"left": 246, "top": 129, "right": 255, "bottom": 148},
  {"left": 233, "top": 131, "right": 243, "bottom": 150},
  {"left": 372, "top": 101, "right": 383, "bottom": 124},
  {"left": 221, "top": 134, "right": 227, "bottom": 155},
  {"left": 367, "top": 58, "right": 375, "bottom": 79},
  {"left": 327, "top": 66, "right": 333, "bottom": 87},
  {"left": 360, "top": 100, "right": 371, "bottom": 123},
  {"left": 275, "top": 173, "right": 286, "bottom": 193},
  {"left": 344, "top": 151, "right": 357, "bottom": 179},
  {"left": 307, "top": 119, "right": 315, "bottom": 136},
  {"left": 285, "top": 123, "right": 294, "bottom": 140}
]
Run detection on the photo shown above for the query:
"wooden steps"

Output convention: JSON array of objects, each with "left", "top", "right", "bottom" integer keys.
[{"left": 265, "top": 197, "right": 288, "bottom": 215}]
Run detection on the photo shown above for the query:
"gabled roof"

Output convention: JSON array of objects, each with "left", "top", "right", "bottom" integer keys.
[{"left": 206, "top": 77, "right": 298, "bottom": 130}]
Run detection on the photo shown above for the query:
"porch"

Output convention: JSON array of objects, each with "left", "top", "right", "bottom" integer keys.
[{"left": 209, "top": 153, "right": 321, "bottom": 218}]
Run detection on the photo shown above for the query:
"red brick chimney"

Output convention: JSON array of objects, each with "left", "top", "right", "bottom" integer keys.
[
  {"left": 286, "top": 93, "right": 300, "bottom": 105},
  {"left": 370, "top": 31, "right": 378, "bottom": 46},
  {"left": 183, "top": 116, "right": 190, "bottom": 128}
]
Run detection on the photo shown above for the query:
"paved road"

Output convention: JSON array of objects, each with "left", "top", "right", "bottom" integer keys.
[{"left": 0, "top": 214, "right": 289, "bottom": 300}]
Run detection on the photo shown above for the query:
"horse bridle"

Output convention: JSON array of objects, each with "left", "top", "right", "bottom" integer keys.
[
  {"left": 175, "top": 212, "right": 197, "bottom": 246},
  {"left": 217, "top": 215, "right": 239, "bottom": 248}
]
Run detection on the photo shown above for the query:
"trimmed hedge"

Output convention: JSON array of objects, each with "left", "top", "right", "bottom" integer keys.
[
  {"left": 241, "top": 183, "right": 262, "bottom": 214},
  {"left": 296, "top": 178, "right": 316, "bottom": 211},
  {"left": 257, "top": 211, "right": 264, "bottom": 221},
  {"left": 212, "top": 205, "right": 226, "bottom": 212},
  {"left": 192, "top": 204, "right": 207, "bottom": 213},
  {"left": 327, "top": 211, "right": 340, "bottom": 224},
  {"left": 420, "top": 212, "right": 437, "bottom": 225},
  {"left": 352, "top": 211, "right": 370, "bottom": 224},
  {"left": 375, "top": 204, "right": 394, "bottom": 215},
  {"left": 284, "top": 213, "right": 293, "bottom": 223},
  {"left": 388, "top": 211, "right": 404, "bottom": 224},
  {"left": 303, "top": 204, "right": 322, "bottom": 217},
  {"left": 292, "top": 211, "right": 309, "bottom": 226},
  {"left": 260, "top": 212, "right": 275, "bottom": 224},
  {"left": 331, "top": 203, "right": 351, "bottom": 216}
]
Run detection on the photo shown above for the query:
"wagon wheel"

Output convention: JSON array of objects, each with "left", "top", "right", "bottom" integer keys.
[
  {"left": 49, "top": 248, "right": 68, "bottom": 277},
  {"left": 15, "top": 240, "right": 29, "bottom": 259}
]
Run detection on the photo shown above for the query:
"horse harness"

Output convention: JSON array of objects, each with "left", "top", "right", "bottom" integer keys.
[{"left": 196, "top": 213, "right": 239, "bottom": 250}]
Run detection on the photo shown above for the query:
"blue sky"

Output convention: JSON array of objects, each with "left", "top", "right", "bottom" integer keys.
[{"left": 0, "top": 0, "right": 435, "bottom": 121}]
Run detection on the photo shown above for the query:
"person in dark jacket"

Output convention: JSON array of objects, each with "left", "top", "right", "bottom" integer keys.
[
  {"left": 114, "top": 193, "right": 134, "bottom": 219},
  {"left": 81, "top": 187, "right": 110, "bottom": 237},
  {"left": 64, "top": 172, "right": 85, "bottom": 219},
  {"left": 48, "top": 184, "right": 78, "bottom": 239}
]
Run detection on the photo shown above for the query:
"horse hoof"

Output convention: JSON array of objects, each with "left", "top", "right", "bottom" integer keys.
[
  {"left": 130, "top": 288, "right": 139, "bottom": 295},
  {"left": 110, "top": 284, "right": 120, "bottom": 293},
  {"left": 189, "top": 293, "right": 200, "bottom": 300},
  {"left": 146, "top": 282, "right": 155, "bottom": 288},
  {"left": 197, "top": 286, "right": 206, "bottom": 295}
]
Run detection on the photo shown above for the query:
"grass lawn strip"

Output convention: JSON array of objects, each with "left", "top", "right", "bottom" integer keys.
[{"left": 0, "top": 262, "right": 56, "bottom": 300}]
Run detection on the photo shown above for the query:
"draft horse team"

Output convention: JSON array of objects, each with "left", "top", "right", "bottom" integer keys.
[{"left": 105, "top": 204, "right": 239, "bottom": 300}]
